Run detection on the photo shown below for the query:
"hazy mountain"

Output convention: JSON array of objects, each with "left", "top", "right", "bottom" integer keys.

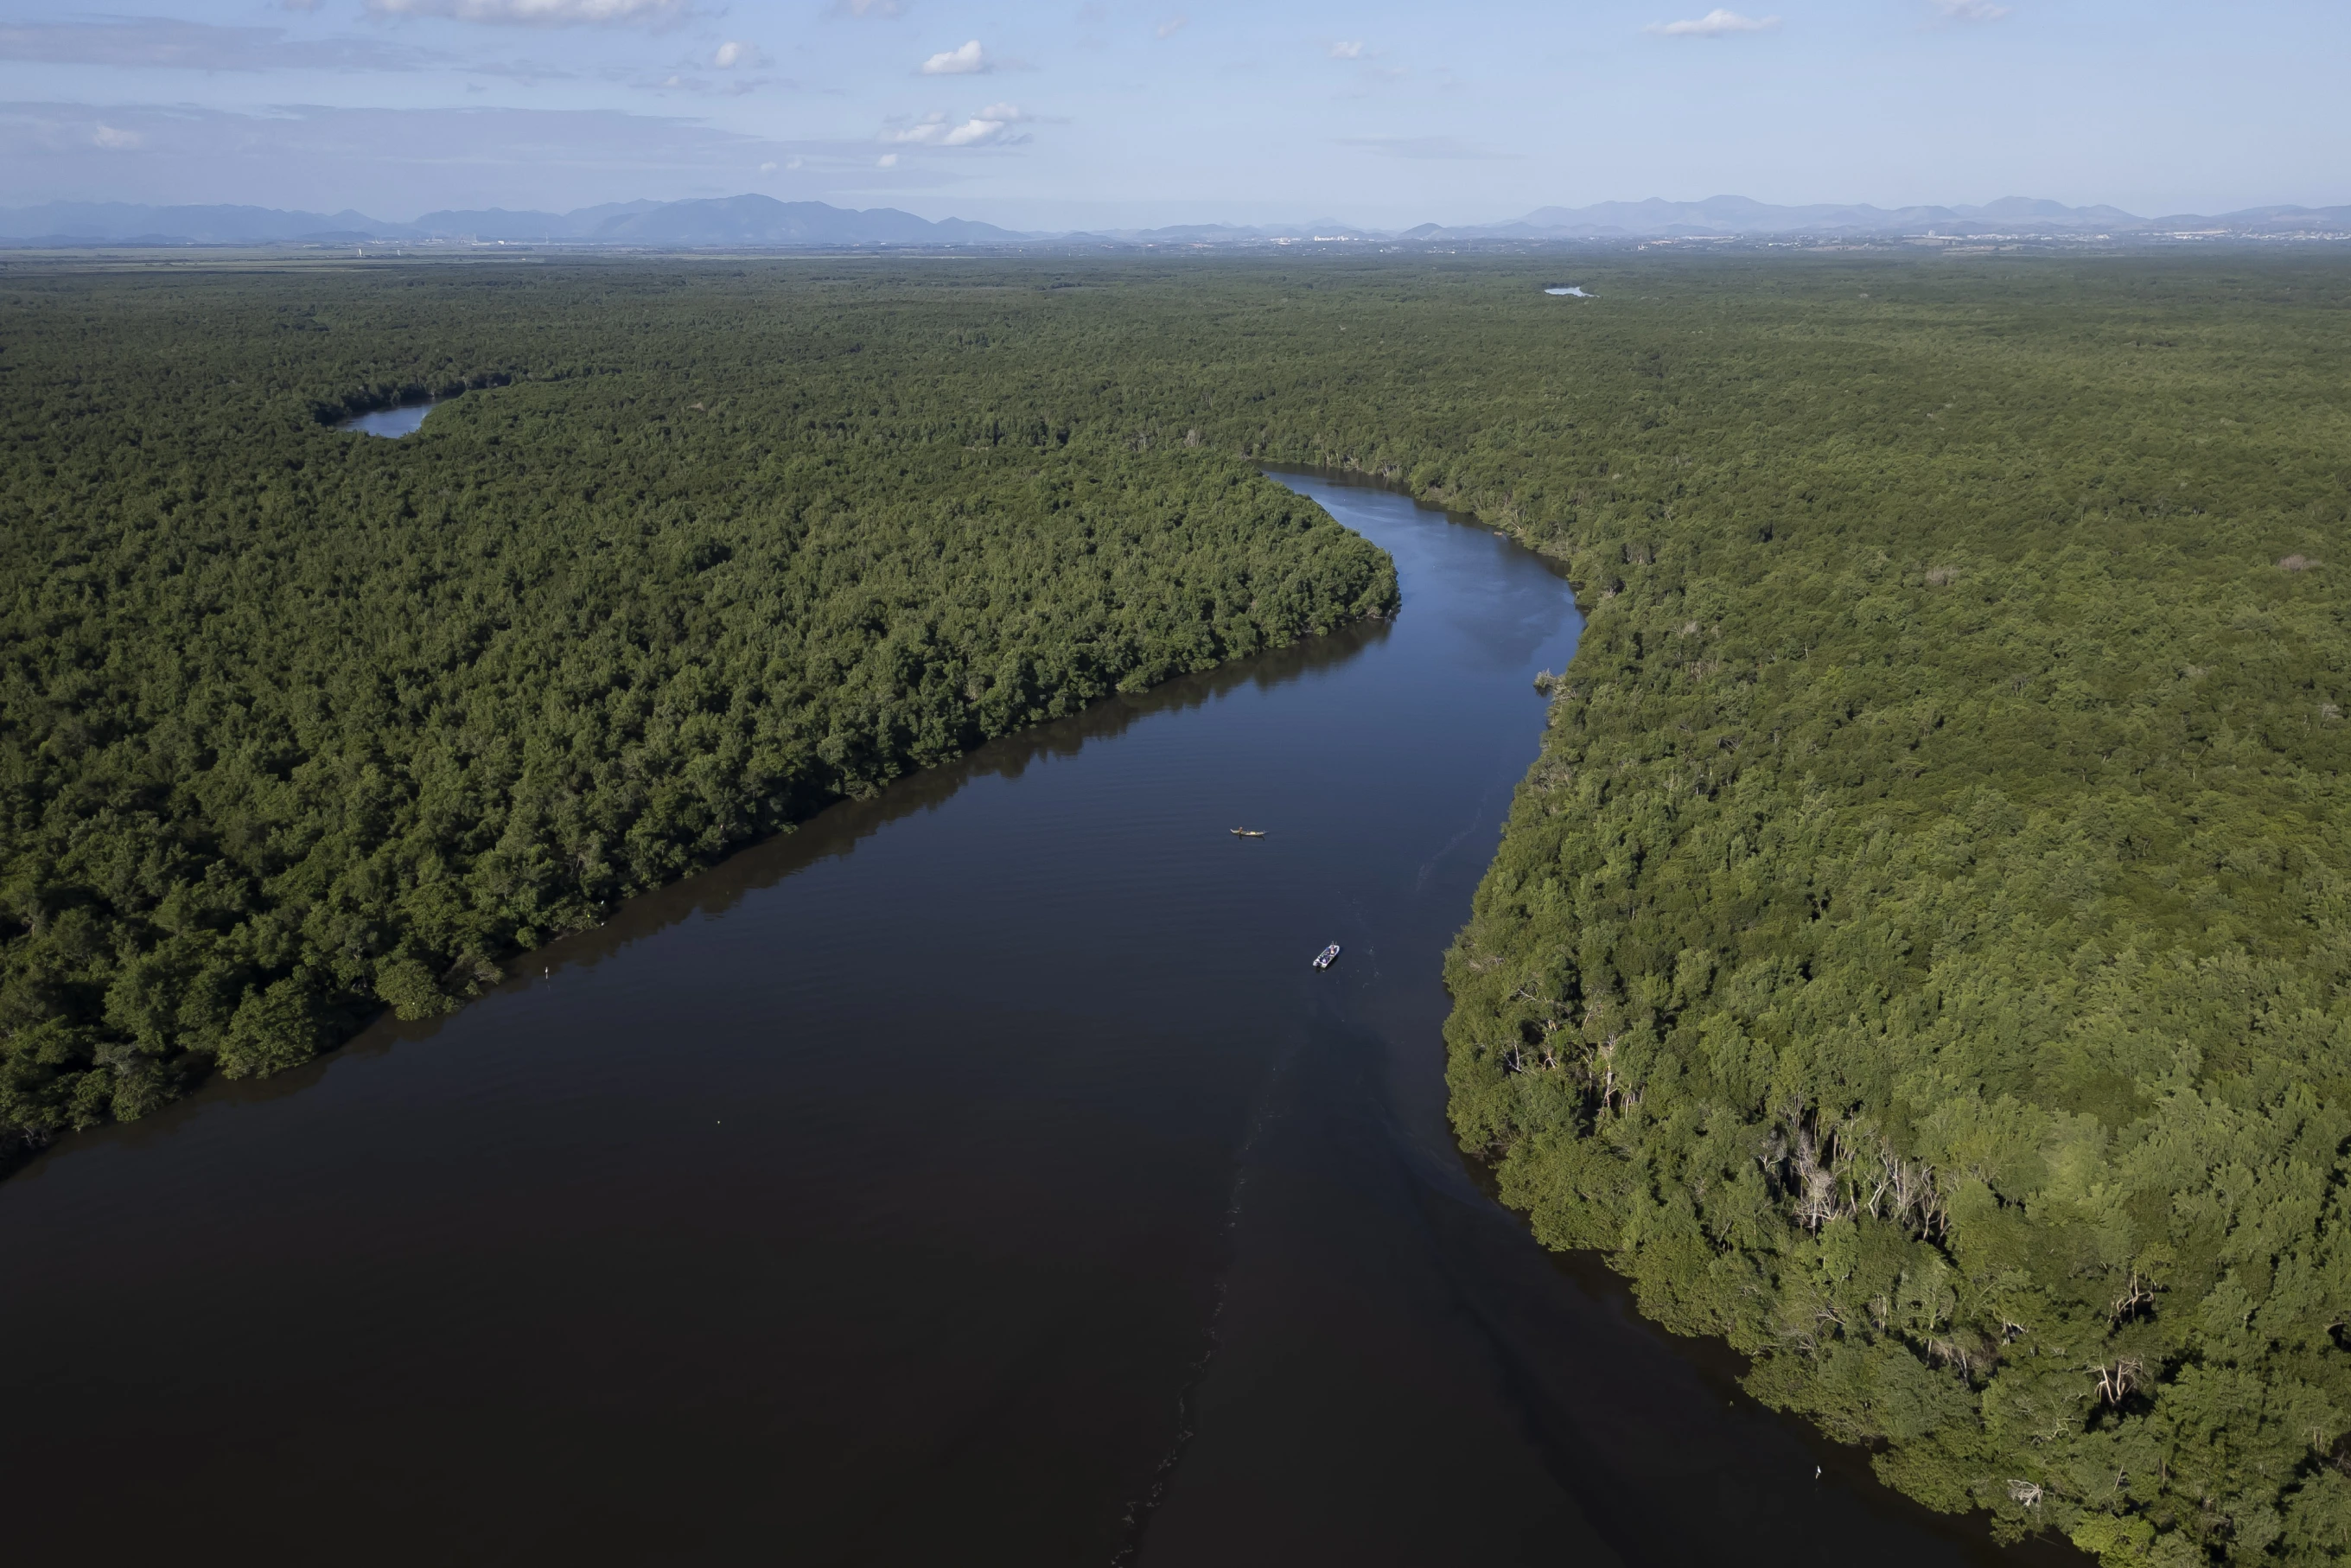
[
  {"left": 0, "top": 195, "right": 1029, "bottom": 247},
  {"left": 1418, "top": 195, "right": 2349, "bottom": 240},
  {"left": 1963, "top": 196, "right": 2142, "bottom": 225},
  {"left": 1119, "top": 223, "right": 1275, "bottom": 242},
  {"left": 2144, "top": 204, "right": 2351, "bottom": 233},
  {"left": 1475, "top": 195, "right": 2147, "bottom": 239},
  {"left": 586, "top": 194, "right": 1029, "bottom": 245},
  {"left": 2, "top": 194, "right": 2342, "bottom": 251},
  {"left": 0, "top": 201, "right": 400, "bottom": 244},
  {"left": 1078, "top": 218, "right": 1386, "bottom": 243},
  {"left": 406, "top": 195, "right": 1032, "bottom": 245},
  {"left": 408, "top": 201, "right": 664, "bottom": 239}
]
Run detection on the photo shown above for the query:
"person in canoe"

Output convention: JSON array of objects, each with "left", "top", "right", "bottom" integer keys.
[{"left": 1313, "top": 944, "right": 1341, "bottom": 969}]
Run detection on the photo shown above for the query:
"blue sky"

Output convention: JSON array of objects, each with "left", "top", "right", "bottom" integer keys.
[{"left": 2, "top": 1, "right": 2344, "bottom": 226}]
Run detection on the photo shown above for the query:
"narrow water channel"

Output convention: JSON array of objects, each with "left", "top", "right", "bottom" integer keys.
[{"left": 0, "top": 475, "right": 2063, "bottom": 1565}]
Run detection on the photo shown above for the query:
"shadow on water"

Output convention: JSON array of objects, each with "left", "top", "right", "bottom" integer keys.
[
  {"left": 1551, "top": 1246, "right": 2090, "bottom": 1567},
  {"left": 532, "top": 613, "right": 1390, "bottom": 974},
  {"left": 0, "top": 463, "right": 2087, "bottom": 1568},
  {"left": 1435, "top": 1146, "right": 2091, "bottom": 1568},
  {"left": 1152, "top": 466, "right": 2089, "bottom": 1568},
  {"left": 1265, "top": 462, "right": 1575, "bottom": 577},
  {"left": 50, "top": 613, "right": 1389, "bottom": 1169}
]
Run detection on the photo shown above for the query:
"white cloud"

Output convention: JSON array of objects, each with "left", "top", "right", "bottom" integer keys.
[
  {"left": 1155, "top": 15, "right": 1187, "bottom": 38},
  {"left": 365, "top": 0, "right": 690, "bottom": 27},
  {"left": 1328, "top": 40, "right": 1366, "bottom": 59},
  {"left": 1929, "top": 0, "right": 2010, "bottom": 19},
  {"left": 835, "top": 0, "right": 902, "bottom": 14},
  {"left": 759, "top": 158, "right": 776, "bottom": 171},
  {"left": 92, "top": 123, "right": 143, "bottom": 150},
  {"left": 620, "top": 47, "right": 780, "bottom": 94},
  {"left": 920, "top": 39, "right": 989, "bottom": 74},
  {"left": 884, "top": 101, "right": 1029, "bottom": 148},
  {"left": 877, "top": 151, "right": 898, "bottom": 166},
  {"left": 1645, "top": 9, "right": 1780, "bottom": 35}
]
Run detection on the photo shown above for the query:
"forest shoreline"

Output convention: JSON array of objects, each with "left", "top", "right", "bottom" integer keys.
[
  {"left": 0, "top": 590, "right": 1401, "bottom": 1181},
  {"left": 6, "top": 253, "right": 2346, "bottom": 1565},
  {"left": 0, "top": 268, "right": 1403, "bottom": 1166},
  {"left": 1, "top": 457, "right": 2072, "bottom": 1565}
]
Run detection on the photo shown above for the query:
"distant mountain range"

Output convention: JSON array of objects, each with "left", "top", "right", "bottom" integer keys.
[
  {"left": 2, "top": 193, "right": 2346, "bottom": 249},
  {"left": 0, "top": 201, "right": 404, "bottom": 245},
  {"left": 1400, "top": 194, "right": 2351, "bottom": 240},
  {"left": 0, "top": 194, "right": 1031, "bottom": 248}
]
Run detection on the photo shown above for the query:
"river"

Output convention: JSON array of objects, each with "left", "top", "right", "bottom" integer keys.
[{"left": 0, "top": 474, "right": 2067, "bottom": 1565}]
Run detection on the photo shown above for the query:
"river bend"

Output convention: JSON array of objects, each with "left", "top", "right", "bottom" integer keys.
[{"left": 0, "top": 474, "right": 2050, "bottom": 1565}]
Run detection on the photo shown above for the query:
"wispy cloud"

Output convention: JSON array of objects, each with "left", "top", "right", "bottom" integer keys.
[
  {"left": 0, "top": 100, "right": 867, "bottom": 213},
  {"left": 919, "top": 39, "right": 990, "bottom": 74},
  {"left": 1328, "top": 40, "right": 1367, "bottom": 59},
  {"left": 833, "top": 0, "right": 902, "bottom": 15},
  {"left": 366, "top": 0, "right": 690, "bottom": 27},
  {"left": 1928, "top": 0, "right": 2010, "bottom": 20},
  {"left": 1155, "top": 16, "right": 1188, "bottom": 39},
  {"left": 1341, "top": 134, "right": 1513, "bottom": 161},
  {"left": 632, "top": 68, "right": 773, "bottom": 96},
  {"left": 0, "top": 17, "right": 451, "bottom": 71},
  {"left": 613, "top": 37, "right": 776, "bottom": 92},
  {"left": 1645, "top": 9, "right": 1780, "bottom": 35},
  {"left": 884, "top": 101, "right": 1029, "bottom": 147}
]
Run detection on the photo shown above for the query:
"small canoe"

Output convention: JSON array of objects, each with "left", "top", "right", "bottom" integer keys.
[
  {"left": 1312, "top": 944, "right": 1341, "bottom": 970},
  {"left": 1230, "top": 828, "right": 1267, "bottom": 838}
]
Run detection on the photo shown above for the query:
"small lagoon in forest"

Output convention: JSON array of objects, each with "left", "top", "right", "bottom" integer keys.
[{"left": 337, "top": 401, "right": 437, "bottom": 437}]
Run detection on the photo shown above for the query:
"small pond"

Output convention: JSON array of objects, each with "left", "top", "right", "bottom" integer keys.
[{"left": 338, "top": 401, "right": 437, "bottom": 437}]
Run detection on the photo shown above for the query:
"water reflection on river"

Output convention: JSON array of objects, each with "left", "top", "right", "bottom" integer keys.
[
  {"left": 0, "top": 475, "right": 2074, "bottom": 1565},
  {"left": 338, "top": 400, "right": 436, "bottom": 437}
]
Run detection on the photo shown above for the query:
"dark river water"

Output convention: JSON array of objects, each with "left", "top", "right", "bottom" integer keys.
[{"left": 0, "top": 475, "right": 2069, "bottom": 1565}]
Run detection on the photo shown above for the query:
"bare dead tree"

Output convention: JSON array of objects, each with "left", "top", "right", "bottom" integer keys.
[
  {"left": 2091, "top": 1357, "right": 2146, "bottom": 1407},
  {"left": 2109, "top": 1268, "right": 2157, "bottom": 1325}
]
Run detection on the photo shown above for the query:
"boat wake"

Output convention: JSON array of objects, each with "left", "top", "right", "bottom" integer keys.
[{"left": 1109, "top": 1034, "right": 1298, "bottom": 1565}]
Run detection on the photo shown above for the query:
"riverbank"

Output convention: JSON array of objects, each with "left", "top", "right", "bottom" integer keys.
[
  {"left": 7, "top": 251, "right": 2342, "bottom": 1564},
  {"left": 0, "top": 264, "right": 1396, "bottom": 1158},
  {"left": 0, "top": 467, "right": 2061, "bottom": 1567}
]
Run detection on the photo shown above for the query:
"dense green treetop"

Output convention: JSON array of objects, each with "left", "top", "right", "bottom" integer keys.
[
  {"left": 1397, "top": 258, "right": 2351, "bottom": 1568},
  {"left": 0, "top": 258, "right": 1395, "bottom": 1140},
  {"left": 3, "top": 251, "right": 2348, "bottom": 1565}
]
